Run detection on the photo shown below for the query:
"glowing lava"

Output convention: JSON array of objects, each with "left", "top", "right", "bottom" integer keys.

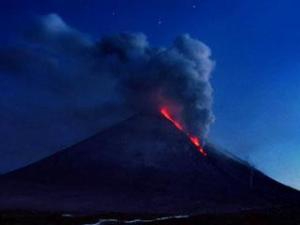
[
  {"left": 160, "top": 106, "right": 207, "bottom": 157},
  {"left": 160, "top": 107, "right": 184, "bottom": 131},
  {"left": 189, "top": 135, "right": 207, "bottom": 156}
]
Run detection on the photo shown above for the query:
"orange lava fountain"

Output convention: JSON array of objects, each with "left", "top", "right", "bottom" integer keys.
[{"left": 160, "top": 106, "right": 207, "bottom": 157}]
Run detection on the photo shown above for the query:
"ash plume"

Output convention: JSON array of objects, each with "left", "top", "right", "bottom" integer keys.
[
  {"left": 0, "top": 14, "right": 214, "bottom": 170},
  {"left": 98, "top": 32, "right": 215, "bottom": 137}
]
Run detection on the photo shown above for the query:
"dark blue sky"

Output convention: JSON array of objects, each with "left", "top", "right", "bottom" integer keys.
[{"left": 1, "top": 0, "right": 299, "bottom": 189}]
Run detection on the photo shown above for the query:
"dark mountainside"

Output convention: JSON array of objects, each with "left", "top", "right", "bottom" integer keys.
[{"left": 0, "top": 113, "right": 299, "bottom": 217}]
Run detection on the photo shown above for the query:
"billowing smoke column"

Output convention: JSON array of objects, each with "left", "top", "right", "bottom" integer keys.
[
  {"left": 0, "top": 14, "right": 215, "bottom": 166},
  {"left": 96, "top": 30, "right": 215, "bottom": 139}
]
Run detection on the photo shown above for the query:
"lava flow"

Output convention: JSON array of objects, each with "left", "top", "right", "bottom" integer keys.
[{"left": 160, "top": 107, "right": 207, "bottom": 157}]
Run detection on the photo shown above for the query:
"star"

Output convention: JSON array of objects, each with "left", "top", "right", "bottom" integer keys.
[
  {"left": 157, "top": 19, "right": 162, "bottom": 25},
  {"left": 192, "top": 4, "right": 197, "bottom": 9},
  {"left": 112, "top": 11, "right": 116, "bottom": 16}
]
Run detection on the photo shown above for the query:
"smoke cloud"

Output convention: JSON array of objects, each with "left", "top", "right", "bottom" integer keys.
[
  {"left": 99, "top": 31, "right": 215, "bottom": 137},
  {"left": 0, "top": 14, "right": 214, "bottom": 170}
]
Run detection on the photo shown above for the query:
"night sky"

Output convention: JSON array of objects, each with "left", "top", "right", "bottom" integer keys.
[{"left": 0, "top": 0, "right": 299, "bottom": 190}]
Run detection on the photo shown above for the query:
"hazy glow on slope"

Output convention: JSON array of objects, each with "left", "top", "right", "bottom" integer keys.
[
  {"left": 160, "top": 106, "right": 207, "bottom": 157},
  {"left": 160, "top": 107, "right": 184, "bottom": 131}
]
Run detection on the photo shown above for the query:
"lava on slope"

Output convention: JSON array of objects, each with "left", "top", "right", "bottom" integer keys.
[
  {"left": 0, "top": 113, "right": 299, "bottom": 214},
  {"left": 160, "top": 107, "right": 207, "bottom": 156}
]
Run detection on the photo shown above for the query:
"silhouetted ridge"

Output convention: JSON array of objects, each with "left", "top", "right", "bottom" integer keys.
[{"left": 0, "top": 113, "right": 299, "bottom": 214}]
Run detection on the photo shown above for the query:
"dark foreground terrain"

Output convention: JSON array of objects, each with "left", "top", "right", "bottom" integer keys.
[
  {"left": 1, "top": 114, "right": 300, "bottom": 215},
  {"left": 1, "top": 114, "right": 299, "bottom": 225},
  {"left": 1, "top": 207, "right": 300, "bottom": 225}
]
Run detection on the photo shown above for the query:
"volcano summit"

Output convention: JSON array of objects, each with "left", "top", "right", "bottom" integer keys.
[{"left": 0, "top": 113, "right": 299, "bottom": 214}]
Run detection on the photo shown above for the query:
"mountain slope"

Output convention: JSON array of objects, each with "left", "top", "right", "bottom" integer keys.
[{"left": 0, "top": 113, "right": 299, "bottom": 214}]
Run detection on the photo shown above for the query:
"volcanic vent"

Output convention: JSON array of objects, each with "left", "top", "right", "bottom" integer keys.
[{"left": 0, "top": 113, "right": 299, "bottom": 214}]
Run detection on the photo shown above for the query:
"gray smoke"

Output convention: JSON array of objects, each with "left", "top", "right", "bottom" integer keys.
[
  {"left": 94, "top": 31, "right": 214, "bottom": 137},
  {"left": 0, "top": 13, "right": 215, "bottom": 167},
  {"left": 100, "top": 33, "right": 215, "bottom": 137}
]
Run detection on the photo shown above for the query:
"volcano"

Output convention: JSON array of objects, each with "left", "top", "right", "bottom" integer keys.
[{"left": 0, "top": 113, "right": 299, "bottom": 215}]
